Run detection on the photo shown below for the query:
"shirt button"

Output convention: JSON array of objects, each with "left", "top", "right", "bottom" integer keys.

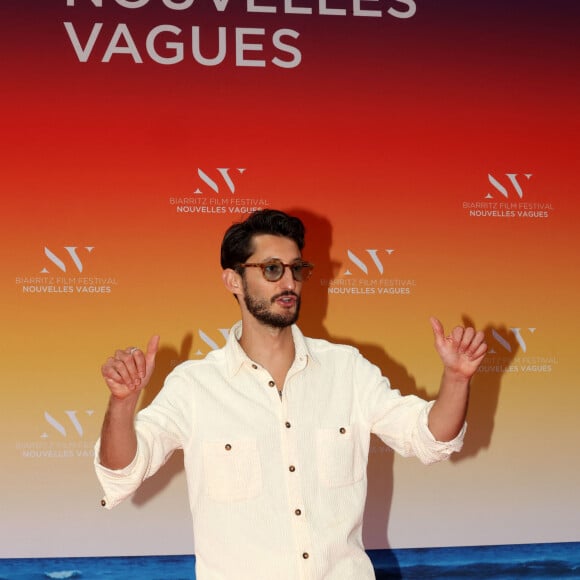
[
  {"left": 251, "top": 364, "right": 258, "bottom": 369},
  {"left": 225, "top": 444, "right": 232, "bottom": 451},
  {"left": 289, "top": 465, "right": 296, "bottom": 472},
  {"left": 268, "top": 380, "right": 276, "bottom": 387},
  {"left": 295, "top": 508, "right": 302, "bottom": 516},
  {"left": 285, "top": 421, "right": 291, "bottom": 428},
  {"left": 339, "top": 427, "right": 346, "bottom": 434},
  {"left": 100, "top": 499, "right": 106, "bottom": 507},
  {"left": 302, "top": 552, "right": 309, "bottom": 559}
]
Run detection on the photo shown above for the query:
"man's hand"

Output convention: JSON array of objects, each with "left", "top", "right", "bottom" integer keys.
[
  {"left": 430, "top": 317, "right": 487, "bottom": 380},
  {"left": 101, "top": 336, "right": 160, "bottom": 400},
  {"left": 427, "top": 317, "right": 487, "bottom": 441}
]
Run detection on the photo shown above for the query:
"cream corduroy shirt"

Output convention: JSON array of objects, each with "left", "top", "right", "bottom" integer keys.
[{"left": 95, "top": 322, "right": 464, "bottom": 580}]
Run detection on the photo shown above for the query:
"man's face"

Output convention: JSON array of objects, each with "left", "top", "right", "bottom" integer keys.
[{"left": 240, "top": 234, "right": 303, "bottom": 328}]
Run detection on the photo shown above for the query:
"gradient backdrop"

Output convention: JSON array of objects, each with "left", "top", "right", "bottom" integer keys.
[{"left": 2, "top": 0, "right": 579, "bottom": 560}]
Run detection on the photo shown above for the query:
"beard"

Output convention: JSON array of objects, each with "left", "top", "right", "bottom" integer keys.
[{"left": 243, "top": 286, "right": 301, "bottom": 329}]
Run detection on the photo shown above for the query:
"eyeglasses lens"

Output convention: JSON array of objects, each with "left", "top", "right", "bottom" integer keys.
[
  {"left": 262, "top": 260, "right": 312, "bottom": 282},
  {"left": 264, "top": 263, "right": 284, "bottom": 281},
  {"left": 291, "top": 263, "right": 308, "bottom": 281}
]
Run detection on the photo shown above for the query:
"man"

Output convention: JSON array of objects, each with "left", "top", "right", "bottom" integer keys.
[{"left": 96, "top": 209, "right": 487, "bottom": 579}]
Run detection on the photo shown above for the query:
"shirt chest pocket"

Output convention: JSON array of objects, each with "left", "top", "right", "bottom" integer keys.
[
  {"left": 316, "top": 425, "right": 365, "bottom": 488},
  {"left": 202, "top": 438, "right": 263, "bottom": 502}
]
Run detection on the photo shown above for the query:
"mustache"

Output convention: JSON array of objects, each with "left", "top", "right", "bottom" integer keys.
[{"left": 271, "top": 291, "right": 299, "bottom": 303}]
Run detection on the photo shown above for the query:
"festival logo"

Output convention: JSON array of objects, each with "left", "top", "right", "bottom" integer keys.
[
  {"left": 168, "top": 167, "right": 272, "bottom": 216},
  {"left": 16, "top": 408, "right": 96, "bottom": 460},
  {"left": 478, "top": 326, "right": 557, "bottom": 374},
  {"left": 462, "top": 173, "right": 554, "bottom": 219},
  {"left": 167, "top": 328, "right": 230, "bottom": 367},
  {"left": 42, "top": 410, "right": 93, "bottom": 438},
  {"left": 42, "top": 246, "right": 92, "bottom": 274},
  {"left": 193, "top": 328, "right": 230, "bottom": 356},
  {"left": 321, "top": 247, "right": 416, "bottom": 297},
  {"left": 15, "top": 245, "right": 118, "bottom": 295}
]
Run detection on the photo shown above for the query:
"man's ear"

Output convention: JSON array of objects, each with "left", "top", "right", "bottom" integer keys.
[{"left": 222, "top": 268, "right": 242, "bottom": 295}]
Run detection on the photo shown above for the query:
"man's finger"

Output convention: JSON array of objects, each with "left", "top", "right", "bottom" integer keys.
[
  {"left": 466, "top": 330, "right": 486, "bottom": 352},
  {"left": 101, "top": 359, "right": 120, "bottom": 382},
  {"left": 458, "top": 327, "right": 475, "bottom": 352},
  {"left": 146, "top": 335, "right": 160, "bottom": 362},
  {"left": 108, "top": 359, "right": 135, "bottom": 388},
  {"left": 116, "top": 348, "right": 141, "bottom": 384},
  {"left": 145, "top": 335, "right": 160, "bottom": 373},
  {"left": 429, "top": 316, "right": 445, "bottom": 339},
  {"left": 451, "top": 326, "right": 464, "bottom": 344},
  {"left": 469, "top": 336, "right": 488, "bottom": 360},
  {"left": 132, "top": 349, "right": 147, "bottom": 379}
]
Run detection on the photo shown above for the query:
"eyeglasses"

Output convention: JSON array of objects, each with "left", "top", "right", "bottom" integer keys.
[{"left": 237, "top": 258, "right": 314, "bottom": 282}]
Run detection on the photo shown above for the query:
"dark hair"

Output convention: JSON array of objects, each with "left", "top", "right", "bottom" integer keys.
[{"left": 220, "top": 209, "right": 305, "bottom": 271}]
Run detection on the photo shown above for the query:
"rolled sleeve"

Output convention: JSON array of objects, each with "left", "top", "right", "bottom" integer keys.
[
  {"left": 356, "top": 352, "right": 466, "bottom": 464},
  {"left": 414, "top": 401, "right": 466, "bottom": 464},
  {"left": 94, "top": 437, "right": 148, "bottom": 509},
  {"left": 94, "top": 411, "right": 184, "bottom": 509},
  {"left": 93, "top": 369, "right": 191, "bottom": 509}
]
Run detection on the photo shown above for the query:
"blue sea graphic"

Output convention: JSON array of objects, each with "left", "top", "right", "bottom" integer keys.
[{"left": 1, "top": 542, "right": 579, "bottom": 579}]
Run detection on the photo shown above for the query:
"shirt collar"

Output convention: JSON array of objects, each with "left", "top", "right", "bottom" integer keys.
[{"left": 224, "top": 320, "right": 319, "bottom": 378}]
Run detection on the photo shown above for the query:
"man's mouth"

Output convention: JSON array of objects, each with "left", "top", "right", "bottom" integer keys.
[{"left": 273, "top": 292, "right": 298, "bottom": 307}]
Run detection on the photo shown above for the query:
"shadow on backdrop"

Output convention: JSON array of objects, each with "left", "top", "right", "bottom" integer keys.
[
  {"left": 132, "top": 334, "right": 193, "bottom": 507},
  {"left": 291, "top": 208, "right": 402, "bottom": 578},
  {"left": 450, "top": 321, "right": 520, "bottom": 463}
]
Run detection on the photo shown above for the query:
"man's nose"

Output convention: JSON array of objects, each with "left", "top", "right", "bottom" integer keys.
[{"left": 279, "top": 266, "right": 297, "bottom": 289}]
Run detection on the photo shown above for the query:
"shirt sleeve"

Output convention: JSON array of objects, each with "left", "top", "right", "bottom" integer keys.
[
  {"left": 354, "top": 351, "right": 465, "bottom": 464},
  {"left": 94, "top": 368, "right": 192, "bottom": 509}
]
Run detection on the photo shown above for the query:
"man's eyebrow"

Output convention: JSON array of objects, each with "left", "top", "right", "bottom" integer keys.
[{"left": 257, "top": 256, "right": 302, "bottom": 262}]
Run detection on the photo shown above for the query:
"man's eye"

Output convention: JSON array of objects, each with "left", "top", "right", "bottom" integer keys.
[{"left": 264, "top": 264, "right": 281, "bottom": 273}]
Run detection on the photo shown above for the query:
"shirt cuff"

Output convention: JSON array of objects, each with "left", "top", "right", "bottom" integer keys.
[
  {"left": 417, "top": 401, "right": 466, "bottom": 463},
  {"left": 94, "top": 438, "right": 141, "bottom": 509}
]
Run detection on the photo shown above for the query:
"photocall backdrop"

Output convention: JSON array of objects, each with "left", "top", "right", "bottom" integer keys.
[{"left": 2, "top": 0, "right": 579, "bottom": 560}]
